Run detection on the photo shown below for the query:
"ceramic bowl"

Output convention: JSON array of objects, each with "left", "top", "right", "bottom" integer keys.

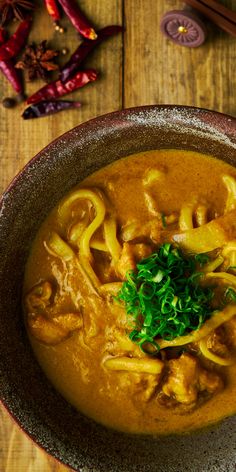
[{"left": 0, "top": 105, "right": 236, "bottom": 472}]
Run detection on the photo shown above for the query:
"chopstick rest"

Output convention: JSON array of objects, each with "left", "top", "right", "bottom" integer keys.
[
  {"left": 160, "top": 10, "right": 207, "bottom": 47},
  {"left": 161, "top": 0, "right": 236, "bottom": 47}
]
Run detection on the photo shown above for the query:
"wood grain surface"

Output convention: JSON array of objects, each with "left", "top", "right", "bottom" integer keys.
[{"left": 0, "top": 1, "right": 235, "bottom": 470}]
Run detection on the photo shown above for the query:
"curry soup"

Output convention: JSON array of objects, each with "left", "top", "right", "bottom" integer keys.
[{"left": 23, "top": 149, "right": 236, "bottom": 435}]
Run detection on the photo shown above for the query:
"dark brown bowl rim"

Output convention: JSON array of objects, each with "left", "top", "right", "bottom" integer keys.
[
  {"left": 1, "top": 104, "right": 236, "bottom": 205},
  {"left": 0, "top": 104, "right": 236, "bottom": 470}
]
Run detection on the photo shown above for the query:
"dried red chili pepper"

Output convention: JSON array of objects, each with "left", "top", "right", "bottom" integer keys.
[
  {"left": 22, "top": 100, "right": 81, "bottom": 119},
  {"left": 60, "top": 25, "right": 123, "bottom": 83},
  {"left": 57, "top": 0, "right": 97, "bottom": 40},
  {"left": 0, "top": 27, "right": 7, "bottom": 44},
  {"left": 0, "top": 25, "right": 23, "bottom": 95},
  {"left": 44, "top": 0, "right": 61, "bottom": 22},
  {"left": 0, "top": 18, "right": 32, "bottom": 61},
  {"left": 27, "top": 69, "right": 98, "bottom": 104},
  {"left": 0, "top": 60, "right": 23, "bottom": 93}
]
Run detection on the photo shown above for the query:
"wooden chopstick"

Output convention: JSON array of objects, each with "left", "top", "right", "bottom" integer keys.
[
  {"left": 201, "top": 0, "right": 236, "bottom": 23},
  {"left": 185, "top": 0, "right": 236, "bottom": 37}
]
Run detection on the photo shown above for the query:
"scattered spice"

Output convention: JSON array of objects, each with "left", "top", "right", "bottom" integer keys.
[
  {"left": 0, "top": 18, "right": 31, "bottom": 61},
  {"left": 0, "top": 23, "right": 23, "bottom": 95},
  {"left": 0, "top": 2, "right": 123, "bottom": 116},
  {"left": 55, "top": 23, "right": 65, "bottom": 33},
  {"left": 16, "top": 40, "right": 59, "bottom": 82},
  {"left": 57, "top": 0, "right": 97, "bottom": 40},
  {"left": 27, "top": 68, "right": 98, "bottom": 104},
  {"left": 0, "top": 0, "right": 34, "bottom": 25},
  {"left": 0, "top": 60, "right": 22, "bottom": 92},
  {"left": 22, "top": 99, "right": 81, "bottom": 118},
  {"left": 2, "top": 96, "right": 16, "bottom": 107},
  {"left": 44, "top": 0, "right": 60, "bottom": 22},
  {"left": 60, "top": 25, "right": 123, "bottom": 83}
]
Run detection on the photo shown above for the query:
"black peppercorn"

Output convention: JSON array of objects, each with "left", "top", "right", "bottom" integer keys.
[{"left": 2, "top": 97, "right": 16, "bottom": 108}]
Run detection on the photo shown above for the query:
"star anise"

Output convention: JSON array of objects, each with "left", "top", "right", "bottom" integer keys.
[
  {"left": 16, "top": 41, "right": 59, "bottom": 82},
  {"left": 0, "top": 0, "right": 34, "bottom": 25}
]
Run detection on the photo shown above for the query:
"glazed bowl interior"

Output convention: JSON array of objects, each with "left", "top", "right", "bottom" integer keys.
[{"left": 0, "top": 106, "right": 236, "bottom": 472}]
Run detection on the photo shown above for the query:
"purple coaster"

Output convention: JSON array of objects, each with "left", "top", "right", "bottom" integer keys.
[{"left": 160, "top": 10, "right": 207, "bottom": 47}]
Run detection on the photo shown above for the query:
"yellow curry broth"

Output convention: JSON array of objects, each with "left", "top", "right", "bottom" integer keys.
[{"left": 23, "top": 150, "right": 236, "bottom": 434}]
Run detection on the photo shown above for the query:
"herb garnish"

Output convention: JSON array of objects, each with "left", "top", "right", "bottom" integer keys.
[
  {"left": 116, "top": 243, "right": 214, "bottom": 352},
  {"left": 161, "top": 213, "right": 167, "bottom": 228},
  {"left": 224, "top": 287, "right": 236, "bottom": 303}
]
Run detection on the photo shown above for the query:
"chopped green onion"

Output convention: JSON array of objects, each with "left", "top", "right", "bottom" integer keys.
[
  {"left": 224, "top": 287, "right": 236, "bottom": 302},
  {"left": 161, "top": 213, "right": 167, "bottom": 228},
  {"left": 194, "top": 253, "right": 210, "bottom": 266},
  {"left": 116, "top": 243, "right": 215, "bottom": 352}
]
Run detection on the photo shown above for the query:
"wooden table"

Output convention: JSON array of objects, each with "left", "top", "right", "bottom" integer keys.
[{"left": 0, "top": 1, "right": 235, "bottom": 470}]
